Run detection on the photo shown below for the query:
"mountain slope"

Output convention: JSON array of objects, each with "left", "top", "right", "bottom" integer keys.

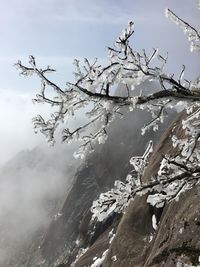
[
  {"left": 75, "top": 112, "right": 200, "bottom": 267},
  {"left": 0, "top": 145, "right": 79, "bottom": 267},
  {"left": 35, "top": 107, "right": 174, "bottom": 267},
  {"left": 0, "top": 84, "right": 175, "bottom": 266}
]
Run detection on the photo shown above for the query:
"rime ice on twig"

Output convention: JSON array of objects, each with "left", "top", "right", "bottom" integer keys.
[
  {"left": 91, "top": 108, "right": 200, "bottom": 221},
  {"left": 15, "top": 4, "right": 200, "bottom": 217},
  {"left": 15, "top": 3, "right": 200, "bottom": 218},
  {"left": 91, "top": 141, "right": 153, "bottom": 222},
  {"left": 165, "top": 8, "right": 200, "bottom": 53},
  {"left": 15, "top": 12, "right": 200, "bottom": 158}
]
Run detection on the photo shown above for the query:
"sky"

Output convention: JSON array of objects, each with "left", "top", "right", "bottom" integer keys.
[
  {"left": 0, "top": 0, "right": 199, "bottom": 164},
  {"left": 0, "top": 1, "right": 199, "bottom": 264}
]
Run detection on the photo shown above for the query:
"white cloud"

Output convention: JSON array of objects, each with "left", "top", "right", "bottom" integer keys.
[
  {"left": 0, "top": 90, "right": 45, "bottom": 164},
  {"left": 0, "top": 0, "right": 145, "bottom": 25}
]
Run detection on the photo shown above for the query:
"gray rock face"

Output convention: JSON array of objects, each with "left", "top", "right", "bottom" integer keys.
[
  {"left": 0, "top": 84, "right": 175, "bottom": 267},
  {"left": 76, "top": 112, "right": 200, "bottom": 267},
  {"left": 37, "top": 108, "right": 173, "bottom": 267},
  {"left": 0, "top": 145, "right": 78, "bottom": 267}
]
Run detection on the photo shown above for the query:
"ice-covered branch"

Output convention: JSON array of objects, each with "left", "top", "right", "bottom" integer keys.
[
  {"left": 165, "top": 8, "right": 200, "bottom": 53},
  {"left": 15, "top": 9, "right": 200, "bottom": 159},
  {"left": 91, "top": 148, "right": 200, "bottom": 221},
  {"left": 91, "top": 141, "right": 153, "bottom": 221},
  {"left": 91, "top": 108, "right": 200, "bottom": 221}
]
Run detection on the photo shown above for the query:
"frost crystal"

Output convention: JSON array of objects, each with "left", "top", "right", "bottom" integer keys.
[
  {"left": 108, "top": 228, "right": 116, "bottom": 244},
  {"left": 176, "top": 260, "right": 200, "bottom": 267},
  {"left": 16, "top": 8, "right": 200, "bottom": 161},
  {"left": 15, "top": 4, "right": 200, "bottom": 241},
  {"left": 91, "top": 141, "right": 153, "bottom": 222},
  {"left": 111, "top": 255, "right": 117, "bottom": 262},
  {"left": 165, "top": 8, "right": 200, "bottom": 53},
  {"left": 90, "top": 249, "right": 108, "bottom": 267},
  {"left": 152, "top": 214, "right": 158, "bottom": 230}
]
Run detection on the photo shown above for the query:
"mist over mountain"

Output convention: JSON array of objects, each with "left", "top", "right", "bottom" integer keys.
[
  {"left": 0, "top": 79, "right": 177, "bottom": 266},
  {"left": 0, "top": 1, "right": 199, "bottom": 266},
  {"left": 0, "top": 81, "right": 177, "bottom": 267},
  {"left": 0, "top": 144, "right": 80, "bottom": 266}
]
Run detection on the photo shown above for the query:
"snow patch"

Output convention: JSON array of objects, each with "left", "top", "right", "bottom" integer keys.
[
  {"left": 152, "top": 214, "right": 158, "bottom": 230},
  {"left": 179, "top": 227, "right": 184, "bottom": 234},
  {"left": 111, "top": 255, "right": 117, "bottom": 262},
  {"left": 90, "top": 249, "right": 108, "bottom": 267}
]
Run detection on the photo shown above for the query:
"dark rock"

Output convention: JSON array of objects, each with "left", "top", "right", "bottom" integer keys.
[{"left": 99, "top": 112, "right": 200, "bottom": 267}]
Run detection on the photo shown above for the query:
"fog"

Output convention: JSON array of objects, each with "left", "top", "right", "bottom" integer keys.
[
  {"left": 0, "top": 91, "right": 43, "bottom": 165},
  {"left": 0, "top": 141, "right": 80, "bottom": 266},
  {"left": 0, "top": 0, "right": 199, "bottom": 266},
  {"left": 0, "top": 91, "right": 82, "bottom": 265}
]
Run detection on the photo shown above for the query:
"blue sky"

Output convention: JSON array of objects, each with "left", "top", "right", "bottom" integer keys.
[{"left": 0, "top": 0, "right": 199, "bottom": 163}]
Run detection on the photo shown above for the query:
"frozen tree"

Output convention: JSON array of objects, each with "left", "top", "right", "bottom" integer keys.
[
  {"left": 15, "top": 12, "right": 200, "bottom": 156},
  {"left": 91, "top": 141, "right": 153, "bottom": 221},
  {"left": 16, "top": 4, "right": 200, "bottom": 221}
]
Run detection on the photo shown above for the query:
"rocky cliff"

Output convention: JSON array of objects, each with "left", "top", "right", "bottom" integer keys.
[
  {"left": 74, "top": 112, "right": 200, "bottom": 267},
  {"left": 30, "top": 108, "right": 174, "bottom": 267},
  {"left": 0, "top": 102, "right": 173, "bottom": 266},
  {"left": 0, "top": 145, "right": 78, "bottom": 267},
  {"left": 2, "top": 106, "right": 198, "bottom": 267}
]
